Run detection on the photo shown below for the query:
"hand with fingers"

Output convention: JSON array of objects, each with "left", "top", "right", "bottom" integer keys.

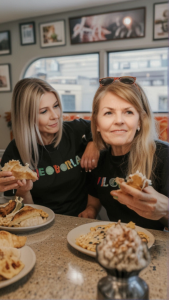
[
  {"left": 110, "top": 182, "right": 169, "bottom": 221},
  {"left": 80, "top": 141, "right": 100, "bottom": 172},
  {"left": 0, "top": 171, "right": 20, "bottom": 192},
  {"left": 78, "top": 206, "right": 98, "bottom": 219}
]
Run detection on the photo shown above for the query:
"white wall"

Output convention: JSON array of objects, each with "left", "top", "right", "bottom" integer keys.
[{"left": 0, "top": 0, "right": 167, "bottom": 149}]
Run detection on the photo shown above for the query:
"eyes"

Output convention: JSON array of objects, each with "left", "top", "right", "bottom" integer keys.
[
  {"left": 104, "top": 110, "right": 134, "bottom": 116},
  {"left": 40, "top": 104, "right": 59, "bottom": 114}
]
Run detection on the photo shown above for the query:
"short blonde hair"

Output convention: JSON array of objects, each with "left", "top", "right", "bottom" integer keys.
[
  {"left": 91, "top": 81, "right": 158, "bottom": 179},
  {"left": 12, "top": 78, "right": 63, "bottom": 169}
]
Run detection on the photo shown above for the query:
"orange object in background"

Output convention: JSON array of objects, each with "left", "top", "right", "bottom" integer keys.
[{"left": 154, "top": 116, "right": 168, "bottom": 142}]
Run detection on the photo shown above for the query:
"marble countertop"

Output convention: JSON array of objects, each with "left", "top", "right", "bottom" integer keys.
[{"left": 0, "top": 215, "right": 168, "bottom": 299}]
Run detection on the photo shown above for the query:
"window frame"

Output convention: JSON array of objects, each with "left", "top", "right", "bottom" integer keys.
[
  {"left": 23, "top": 52, "right": 100, "bottom": 113},
  {"left": 107, "top": 46, "right": 169, "bottom": 113}
]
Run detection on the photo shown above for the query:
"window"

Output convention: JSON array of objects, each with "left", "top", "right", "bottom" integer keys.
[
  {"left": 24, "top": 53, "right": 99, "bottom": 112},
  {"left": 108, "top": 47, "right": 168, "bottom": 112}
]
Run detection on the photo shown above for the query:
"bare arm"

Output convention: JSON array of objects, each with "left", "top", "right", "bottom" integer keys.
[
  {"left": 78, "top": 194, "right": 101, "bottom": 219},
  {"left": 15, "top": 179, "right": 34, "bottom": 204}
]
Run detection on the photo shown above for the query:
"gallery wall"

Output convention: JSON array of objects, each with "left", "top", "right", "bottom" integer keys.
[{"left": 0, "top": 0, "right": 168, "bottom": 149}]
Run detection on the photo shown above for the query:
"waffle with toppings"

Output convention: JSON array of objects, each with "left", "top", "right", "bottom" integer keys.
[{"left": 76, "top": 221, "right": 149, "bottom": 252}]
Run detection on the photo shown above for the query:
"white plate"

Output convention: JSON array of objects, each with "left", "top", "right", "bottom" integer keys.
[
  {"left": 67, "top": 221, "right": 155, "bottom": 258},
  {"left": 0, "top": 245, "right": 36, "bottom": 288},
  {"left": 0, "top": 204, "right": 55, "bottom": 233}
]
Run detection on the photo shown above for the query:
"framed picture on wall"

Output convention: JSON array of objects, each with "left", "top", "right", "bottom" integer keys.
[
  {"left": 153, "top": 2, "right": 168, "bottom": 40},
  {"left": 0, "top": 31, "right": 11, "bottom": 55},
  {"left": 40, "top": 20, "right": 66, "bottom": 48},
  {"left": 69, "top": 7, "right": 145, "bottom": 44},
  {"left": 0, "top": 64, "right": 11, "bottom": 92},
  {"left": 19, "top": 22, "right": 36, "bottom": 45}
]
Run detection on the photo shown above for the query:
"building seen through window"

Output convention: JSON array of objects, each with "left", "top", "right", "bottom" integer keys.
[
  {"left": 108, "top": 47, "right": 168, "bottom": 112},
  {"left": 24, "top": 53, "right": 99, "bottom": 112}
]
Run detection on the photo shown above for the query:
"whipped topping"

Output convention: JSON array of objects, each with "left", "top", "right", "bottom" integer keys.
[
  {"left": 97, "top": 221, "right": 149, "bottom": 272},
  {"left": 127, "top": 170, "right": 152, "bottom": 190}
]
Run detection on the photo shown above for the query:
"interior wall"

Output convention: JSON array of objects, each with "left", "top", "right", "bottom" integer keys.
[{"left": 0, "top": 0, "right": 167, "bottom": 149}]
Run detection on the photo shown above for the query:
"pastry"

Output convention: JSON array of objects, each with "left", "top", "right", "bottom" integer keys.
[
  {"left": 116, "top": 170, "right": 152, "bottom": 191},
  {"left": 0, "top": 231, "right": 27, "bottom": 248},
  {"left": 1, "top": 160, "right": 38, "bottom": 180}
]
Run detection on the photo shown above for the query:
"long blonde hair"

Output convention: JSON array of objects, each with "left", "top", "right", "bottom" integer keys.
[
  {"left": 11, "top": 78, "right": 63, "bottom": 169},
  {"left": 91, "top": 81, "right": 158, "bottom": 179}
]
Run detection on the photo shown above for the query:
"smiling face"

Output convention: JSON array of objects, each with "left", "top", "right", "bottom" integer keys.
[
  {"left": 96, "top": 92, "right": 140, "bottom": 155},
  {"left": 38, "top": 92, "right": 61, "bottom": 143}
]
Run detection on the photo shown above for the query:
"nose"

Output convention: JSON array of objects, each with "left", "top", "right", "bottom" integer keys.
[
  {"left": 114, "top": 112, "right": 124, "bottom": 124},
  {"left": 50, "top": 108, "right": 59, "bottom": 119}
]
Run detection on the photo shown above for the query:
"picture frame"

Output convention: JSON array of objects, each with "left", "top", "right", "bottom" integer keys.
[
  {"left": 40, "top": 20, "right": 65, "bottom": 48},
  {"left": 69, "top": 7, "right": 146, "bottom": 45},
  {"left": 19, "top": 22, "right": 36, "bottom": 45},
  {"left": 153, "top": 2, "right": 168, "bottom": 40},
  {"left": 0, "top": 64, "right": 11, "bottom": 92},
  {"left": 0, "top": 31, "right": 11, "bottom": 55}
]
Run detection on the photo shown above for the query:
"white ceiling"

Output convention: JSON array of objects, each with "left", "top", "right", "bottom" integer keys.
[{"left": 0, "top": 0, "right": 138, "bottom": 24}]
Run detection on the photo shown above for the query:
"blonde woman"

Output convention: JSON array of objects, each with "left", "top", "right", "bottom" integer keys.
[
  {"left": 1, "top": 78, "right": 99, "bottom": 216},
  {"left": 79, "top": 77, "right": 169, "bottom": 230}
]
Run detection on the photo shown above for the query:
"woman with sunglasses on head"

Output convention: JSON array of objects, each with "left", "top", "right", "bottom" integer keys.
[
  {"left": 1, "top": 78, "right": 100, "bottom": 217},
  {"left": 79, "top": 76, "right": 169, "bottom": 230}
]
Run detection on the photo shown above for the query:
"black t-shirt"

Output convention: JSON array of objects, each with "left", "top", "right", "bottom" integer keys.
[
  {"left": 89, "top": 140, "right": 169, "bottom": 230},
  {"left": 1, "top": 119, "right": 91, "bottom": 217}
]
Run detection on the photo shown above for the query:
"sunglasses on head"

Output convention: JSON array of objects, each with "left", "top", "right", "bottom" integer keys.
[{"left": 99, "top": 76, "right": 136, "bottom": 87}]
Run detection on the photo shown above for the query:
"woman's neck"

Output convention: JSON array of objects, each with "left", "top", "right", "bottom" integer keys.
[
  {"left": 111, "top": 144, "right": 131, "bottom": 156},
  {"left": 40, "top": 133, "right": 55, "bottom": 145}
]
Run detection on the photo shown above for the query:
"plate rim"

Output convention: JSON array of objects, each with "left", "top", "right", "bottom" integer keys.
[
  {"left": 0, "top": 204, "right": 55, "bottom": 232},
  {"left": 67, "top": 221, "right": 155, "bottom": 258},
  {"left": 0, "top": 245, "right": 36, "bottom": 289}
]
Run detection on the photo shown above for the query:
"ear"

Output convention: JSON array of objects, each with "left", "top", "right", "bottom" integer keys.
[{"left": 97, "top": 126, "right": 100, "bottom": 132}]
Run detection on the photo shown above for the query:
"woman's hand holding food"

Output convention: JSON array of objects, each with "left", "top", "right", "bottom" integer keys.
[
  {"left": 80, "top": 141, "right": 100, "bottom": 172},
  {"left": 0, "top": 171, "right": 19, "bottom": 192},
  {"left": 110, "top": 183, "right": 169, "bottom": 222}
]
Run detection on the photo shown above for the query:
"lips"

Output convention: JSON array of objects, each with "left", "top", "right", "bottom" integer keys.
[
  {"left": 111, "top": 130, "right": 127, "bottom": 133},
  {"left": 48, "top": 123, "right": 58, "bottom": 127}
]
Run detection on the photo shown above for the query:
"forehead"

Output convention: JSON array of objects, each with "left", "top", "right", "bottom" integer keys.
[
  {"left": 99, "top": 92, "right": 136, "bottom": 109},
  {"left": 39, "top": 92, "right": 57, "bottom": 107}
]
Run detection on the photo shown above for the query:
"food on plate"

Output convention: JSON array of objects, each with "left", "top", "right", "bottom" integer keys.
[
  {"left": 0, "top": 231, "right": 26, "bottom": 281},
  {"left": 0, "top": 200, "right": 16, "bottom": 217},
  {"left": 76, "top": 221, "right": 150, "bottom": 252},
  {"left": 0, "top": 249, "right": 24, "bottom": 281},
  {"left": 1, "top": 159, "right": 38, "bottom": 180},
  {"left": 0, "top": 231, "right": 27, "bottom": 248},
  {"left": 76, "top": 223, "right": 115, "bottom": 251},
  {"left": 97, "top": 221, "right": 150, "bottom": 271},
  {"left": 0, "top": 198, "right": 48, "bottom": 227},
  {"left": 126, "top": 221, "right": 150, "bottom": 243},
  {"left": 116, "top": 170, "right": 152, "bottom": 191},
  {"left": 10, "top": 206, "right": 49, "bottom": 227}
]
